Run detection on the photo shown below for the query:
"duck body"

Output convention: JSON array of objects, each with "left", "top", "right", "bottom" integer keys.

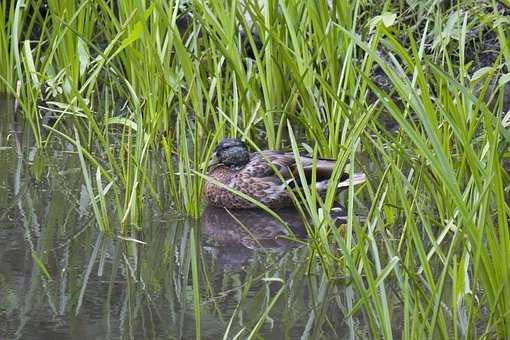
[
  {"left": 204, "top": 138, "right": 366, "bottom": 209},
  {"left": 205, "top": 150, "right": 300, "bottom": 209}
]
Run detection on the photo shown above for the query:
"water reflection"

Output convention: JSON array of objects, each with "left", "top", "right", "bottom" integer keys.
[
  {"left": 202, "top": 206, "right": 306, "bottom": 253},
  {"left": 0, "top": 99, "right": 362, "bottom": 339}
]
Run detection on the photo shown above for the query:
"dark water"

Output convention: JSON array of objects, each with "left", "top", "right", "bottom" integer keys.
[{"left": 0, "top": 98, "right": 365, "bottom": 339}]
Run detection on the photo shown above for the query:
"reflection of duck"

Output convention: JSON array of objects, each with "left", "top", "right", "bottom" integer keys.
[
  {"left": 201, "top": 206, "right": 355, "bottom": 269},
  {"left": 201, "top": 206, "right": 309, "bottom": 269},
  {"left": 201, "top": 206, "right": 352, "bottom": 248},
  {"left": 201, "top": 206, "right": 307, "bottom": 251},
  {"left": 204, "top": 138, "right": 366, "bottom": 209}
]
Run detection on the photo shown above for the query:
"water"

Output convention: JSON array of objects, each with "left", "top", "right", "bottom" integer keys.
[{"left": 0, "top": 98, "right": 366, "bottom": 339}]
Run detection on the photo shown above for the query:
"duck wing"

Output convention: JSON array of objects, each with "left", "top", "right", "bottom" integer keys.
[
  {"left": 243, "top": 151, "right": 343, "bottom": 183},
  {"left": 298, "top": 156, "right": 366, "bottom": 187},
  {"left": 241, "top": 151, "right": 295, "bottom": 181},
  {"left": 234, "top": 150, "right": 365, "bottom": 208}
]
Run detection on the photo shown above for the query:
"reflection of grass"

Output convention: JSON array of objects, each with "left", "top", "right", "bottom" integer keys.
[
  {"left": 0, "top": 158, "right": 360, "bottom": 338},
  {"left": 0, "top": 275, "right": 18, "bottom": 318},
  {"left": 1, "top": 0, "right": 510, "bottom": 337}
]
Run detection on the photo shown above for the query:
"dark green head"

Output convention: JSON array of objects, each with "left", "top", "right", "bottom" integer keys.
[{"left": 212, "top": 138, "right": 250, "bottom": 167}]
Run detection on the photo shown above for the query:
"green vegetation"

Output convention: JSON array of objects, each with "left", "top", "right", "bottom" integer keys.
[{"left": 1, "top": 0, "right": 510, "bottom": 338}]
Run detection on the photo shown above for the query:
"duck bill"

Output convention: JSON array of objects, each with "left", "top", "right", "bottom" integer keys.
[{"left": 208, "top": 153, "right": 219, "bottom": 168}]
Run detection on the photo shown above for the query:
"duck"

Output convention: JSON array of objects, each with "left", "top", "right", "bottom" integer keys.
[{"left": 204, "top": 138, "right": 366, "bottom": 209}]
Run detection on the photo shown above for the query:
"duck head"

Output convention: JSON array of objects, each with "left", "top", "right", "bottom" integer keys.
[{"left": 209, "top": 138, "right": 250, "bottom": 168}]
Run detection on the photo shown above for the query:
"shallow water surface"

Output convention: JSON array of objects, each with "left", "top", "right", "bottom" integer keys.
[{"left": 0, "top": 98, "right": 365, "bottom": 339}]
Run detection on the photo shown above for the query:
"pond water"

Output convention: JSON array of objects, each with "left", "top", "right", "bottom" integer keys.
[{"left": 0, "top": 97, "right": 367, "bottom": 339}]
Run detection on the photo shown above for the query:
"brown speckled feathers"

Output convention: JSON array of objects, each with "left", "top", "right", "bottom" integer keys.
[{"left": 204, "top": 149, "right": 365, "bottom": 209}]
